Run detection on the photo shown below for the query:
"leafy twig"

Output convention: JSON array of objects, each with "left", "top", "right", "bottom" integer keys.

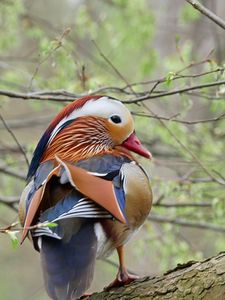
[{"left": 127, "top": 80, "right": 225, "bottom": 103}]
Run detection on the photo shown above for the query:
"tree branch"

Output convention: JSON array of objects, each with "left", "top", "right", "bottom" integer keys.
[
  {"left": 126, "top": 80, "right": 225, "bottom": 103},
  {"left": 0, "top": 79, "right": 225, "bottom": 103},
  {"left": 0, "top": 89, "right": 76, "bottom": 101},
  {"left": 89, "top": 252, "right": 225, "bottom": 299},
  {"left": 186, "top": 0, "right": 225, "bottom": 30}
]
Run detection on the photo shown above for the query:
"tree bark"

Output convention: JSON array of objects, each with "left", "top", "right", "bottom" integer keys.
[{"left": 89, "top": 252, "right": 225, "bottom": 299}]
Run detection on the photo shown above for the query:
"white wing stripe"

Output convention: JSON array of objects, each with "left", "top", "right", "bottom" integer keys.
[
  {"left": 55, "top": 213, "right": 110, "bottom": 221},
  {"left": 32, "top": 228, "right": 62, "bottom": 239},
  {"left": 32, "top": 198, "right": 112, "bottom": 238}
]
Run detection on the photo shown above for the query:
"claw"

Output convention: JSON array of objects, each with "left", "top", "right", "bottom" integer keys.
[{"left": 105, "top": 267, "right": 139, "bottom": 290}]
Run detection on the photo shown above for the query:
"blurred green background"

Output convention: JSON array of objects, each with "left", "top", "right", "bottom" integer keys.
[{"left": 0, "top": 1, "right": 225, "bottom": 299}]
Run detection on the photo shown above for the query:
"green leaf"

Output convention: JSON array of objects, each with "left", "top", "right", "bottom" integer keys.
[
  {"left": 165, "top": 71, "right": 175, "bottom": 87},
  {"left": 41, "top": 222, "right": 58, "bottom": 228},
  {"left": 6, "top": 230, "right": 19, "bottom": 250}
]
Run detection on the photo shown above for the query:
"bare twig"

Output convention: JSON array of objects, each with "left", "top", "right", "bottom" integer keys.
[
  {"left": 0, "top": 221, "right": 55, "bottom": 234},
  {"left": 0, "top": 114, "right": 29, "bottom": 167},
  {"left": 149, "top": 214, "right": 225, "bottom": 233},
  {"left": 154, "top": 202, "right": 212, "bottom": 208},
  {"left": 0, "top": 221, "right": 19, "bottom": 234},
  {"left": 0, "top": 89, "right": 76, "bottom": 101},
  {"left": 186, "top": 0, "right": 225, "bottom": 30},
  {"left": 28, "top": 27, "right": 71, "bottom": 90},
  {"left": 0, "top": 196, "right": 19, "bottom": 204},
  {"left": 0, "top": 166, "right": 26, "bottom": 180},
  {"left": 0, "top": 115, "right": 53, "bottom": 129},
  {"left": 142, "top": 105, "right": 225, "bottom": 186},
  {"left": 92, "top": 40, "right": 134, "bottom": 93},
  {"left": 0, "top": 196, "right": 19, "bottom": 211},
  {"left": 185, "top": 91, "right": 225, "bottom": 101},
  {"left": 132, "top": 111, "right": 225, "bottom": 125},
  {"left": 0, "top": 87, "right": 130, "bottom": 102},
  {"left": 122, "top": 65, "right": 224, "bottom": 89}
]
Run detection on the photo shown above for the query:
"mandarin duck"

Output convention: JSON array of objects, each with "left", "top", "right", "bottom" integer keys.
[{"left": 19, "top": 95, "right": 152, "bottom": 300}]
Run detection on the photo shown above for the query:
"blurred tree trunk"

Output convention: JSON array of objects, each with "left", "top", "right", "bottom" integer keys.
[{"left": 89, "top": 252, "right": 225, "bottom": 299}]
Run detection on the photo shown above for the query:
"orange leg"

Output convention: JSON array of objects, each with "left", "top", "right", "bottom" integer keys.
[{"left": 106, "top": 245, "right": 139, "bottom": 290}]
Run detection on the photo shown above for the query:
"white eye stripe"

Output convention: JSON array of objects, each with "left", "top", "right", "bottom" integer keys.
[{"left": 48, "top": 97, "right": 132, "bottom": 143}]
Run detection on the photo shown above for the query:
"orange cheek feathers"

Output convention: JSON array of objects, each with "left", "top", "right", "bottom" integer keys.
[{"left": 106, "top": 119, "right": 134, "bottom": 146}]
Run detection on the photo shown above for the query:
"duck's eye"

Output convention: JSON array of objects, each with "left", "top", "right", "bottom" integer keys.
[{"left": 110, "top": 115, "right": 122, "bottom": 124}]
